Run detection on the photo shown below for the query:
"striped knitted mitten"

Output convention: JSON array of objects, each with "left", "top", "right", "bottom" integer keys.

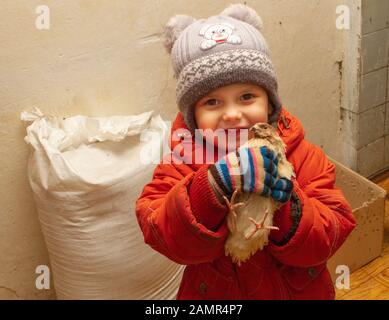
[{"left": 208, "top": 146, "right": 292, "bottom": 203}]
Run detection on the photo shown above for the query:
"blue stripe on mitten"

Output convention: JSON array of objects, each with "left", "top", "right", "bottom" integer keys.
[
  {"left": 214, "top": 157, "right": 233, "bottom": 194},
  {"left": 271, "top": 178, "right": 293, "bottom": 203},
  {"left": 209, "top": 145, "right": 293, "bottom": 203}
]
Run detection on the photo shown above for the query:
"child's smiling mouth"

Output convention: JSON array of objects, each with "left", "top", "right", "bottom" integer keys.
[
  {"left": 218, "top": 128, "right": 252, "bottom": 146},
  {"left": 222, "top": 127, "right": 251, "bottom": 136}
]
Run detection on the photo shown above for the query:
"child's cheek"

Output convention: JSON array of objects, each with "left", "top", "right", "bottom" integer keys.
[{"left": 251, "top": 107, "right": 268, "bottom": 124}]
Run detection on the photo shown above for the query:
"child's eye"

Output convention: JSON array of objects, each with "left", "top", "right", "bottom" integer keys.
[
  {"left": 241, "top": 93, "right": 255, "bottom": 101},
  {"left": 205, "top": 99, "right": 219, "bottom": 106}
]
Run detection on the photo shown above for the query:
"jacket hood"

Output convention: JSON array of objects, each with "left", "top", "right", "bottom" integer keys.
[{"left": 167, "top": 107, "right": 305, "bottom": 170}]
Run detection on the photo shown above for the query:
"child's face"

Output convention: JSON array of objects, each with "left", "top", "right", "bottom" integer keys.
[{"left": 194, "top": 82, "right": 272, "bottom": 150}]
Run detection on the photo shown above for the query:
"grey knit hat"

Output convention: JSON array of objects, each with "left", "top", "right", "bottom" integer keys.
[{"left": 163, "top": 3, "right": 282, "bottom": 133}]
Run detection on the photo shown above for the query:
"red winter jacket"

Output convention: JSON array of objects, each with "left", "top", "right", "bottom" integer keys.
[{"left": 135, "top": 107, "right": 356, "bottom": 300}]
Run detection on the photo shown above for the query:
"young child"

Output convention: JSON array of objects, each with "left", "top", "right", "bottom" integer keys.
[{"left": 135, "top": 4, "right": 356, "bottom": 300}]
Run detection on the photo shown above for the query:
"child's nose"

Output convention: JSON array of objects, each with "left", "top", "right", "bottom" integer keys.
[{"left": 222, "top": 109, "right": 242, "bottom": 122}]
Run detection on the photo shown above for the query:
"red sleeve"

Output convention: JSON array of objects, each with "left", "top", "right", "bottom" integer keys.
[
  {"left": 267, "top": 143, "right": 357, "bottom": 267},
  {"left": 188, "top": 164, "right": 229, "bottom": 231},
  {"left": 135, "top": 162, "right": 229, "bottom": 265}
]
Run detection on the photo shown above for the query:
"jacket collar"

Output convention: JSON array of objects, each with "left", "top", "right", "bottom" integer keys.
[{"left": 167, "top": 107, "right": 305, "bottom": 170}]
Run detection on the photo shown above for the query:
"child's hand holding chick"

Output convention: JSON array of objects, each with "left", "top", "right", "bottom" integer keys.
[{"left": 208, "top": 145, "right": 293, "bottom": 204}]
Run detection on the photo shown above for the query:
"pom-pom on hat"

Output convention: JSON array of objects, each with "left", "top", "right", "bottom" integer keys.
[{"left": 163, "top": 4, "right": 282, "bottom": 134}]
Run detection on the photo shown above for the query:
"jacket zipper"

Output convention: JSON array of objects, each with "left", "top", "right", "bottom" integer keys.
[
  {"left": 278, "top": 115, "right": 291, "bottom": 137},
  {"left": 281, "top": 115, "right": 291, "bottom": 129}
]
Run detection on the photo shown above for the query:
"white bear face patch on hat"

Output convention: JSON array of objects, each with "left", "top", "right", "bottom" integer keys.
[{"left": 199, "top": 22, "right": 242, "bottom": 50}]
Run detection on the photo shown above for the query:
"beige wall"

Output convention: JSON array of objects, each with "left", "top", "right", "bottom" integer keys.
[{"left": 0, "top": 0, "right": 359, "bottom": 299}]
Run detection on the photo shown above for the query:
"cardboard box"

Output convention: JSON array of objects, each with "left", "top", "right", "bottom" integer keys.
[{"left": 327, "top": 157, "right": 387, "bottom": 281}]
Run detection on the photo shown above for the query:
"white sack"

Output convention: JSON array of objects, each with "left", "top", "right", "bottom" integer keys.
[{"left": 22, "top": 107, "right": 183, "bottom": 299}]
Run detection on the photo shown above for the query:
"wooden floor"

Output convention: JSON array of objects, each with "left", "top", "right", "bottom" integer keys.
[{"left": 335, "top": 174, "right": 389, "bottom": 300}]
